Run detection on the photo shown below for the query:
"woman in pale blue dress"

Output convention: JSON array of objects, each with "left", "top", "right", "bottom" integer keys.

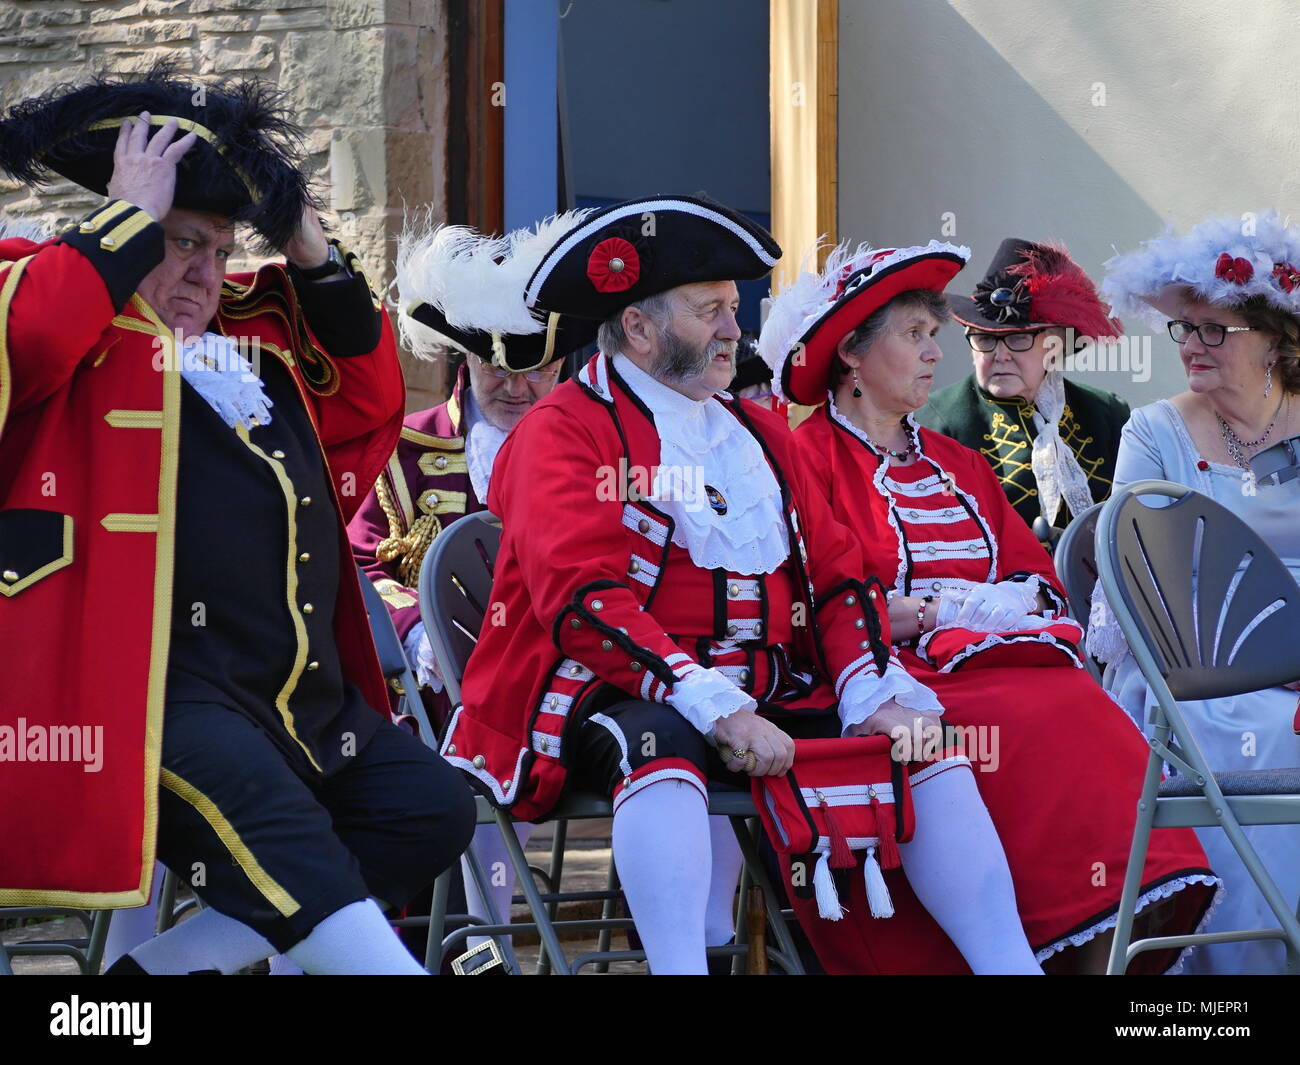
[{"left": 1094, "top": 212, "right": 1300, "bottom": 973}]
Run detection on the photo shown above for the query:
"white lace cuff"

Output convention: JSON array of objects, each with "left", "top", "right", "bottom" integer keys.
[
  {"left": 402, "top": 622, "right": 444, "bottom": 693},
  {"left": 1085, "top": 579, "right": 1131, "bottom": 666},
  {"left": 838, "top": 660, "right": 943, "bottom": 735},
  {"left": 665, "top": 666, "right": 758, "bottom": 736}
]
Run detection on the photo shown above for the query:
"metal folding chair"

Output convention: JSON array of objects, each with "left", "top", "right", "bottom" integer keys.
[
  {"left": 1097, "top": 479, "right": 1300, "bottom": 973},
  {"left": 417, "top": 512, "right": 804, "bottom": 974},
  {"left": 1053, "top": 501, "right": 1103, "bottom": 680}
]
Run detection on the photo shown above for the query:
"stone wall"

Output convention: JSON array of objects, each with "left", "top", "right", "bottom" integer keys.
[{"left": 0, "top": 0, "right": 453, "bottom": 408}]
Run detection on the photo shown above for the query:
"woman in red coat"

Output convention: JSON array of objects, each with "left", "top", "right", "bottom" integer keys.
[{"left": 758, "top": 240, "right": 1218, "bottom": 973}]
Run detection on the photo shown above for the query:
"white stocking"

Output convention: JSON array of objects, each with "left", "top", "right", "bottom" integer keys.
[
  {"left": 463, "top": 821, "right": 535, "bottom": 951},
  {"left": 900, "top": 764, "right": 1043, "bottom": 975},
  {"left": 285, "top": 899, "right": 426, "bottom": 975},
  {"left": 126, "top": 905, "right": 275, "bottom": 975},
  {"left": 705, "top": 816, "right": 745, "bottom": 946},
  {"left": 104, "top": 862, "right": 164, "bottom": 968},
  {"left": 613, "top": 779, "right": 711, "bottom": 974}
]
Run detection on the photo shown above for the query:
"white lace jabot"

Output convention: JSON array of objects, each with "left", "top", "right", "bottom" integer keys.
[
  {"left": 612, "top": 353, "right": 790, "bottom": 575},
  {"left": 464, "top": 389, "right": 507, "bottom": 505},
  {"left": 180, "top": 332, "right": 273, "bottom": 429}
]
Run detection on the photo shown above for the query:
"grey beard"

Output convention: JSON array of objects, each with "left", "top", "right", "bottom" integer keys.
[{"left": 651, "top": 329, "right": 736, "bottom": 385}]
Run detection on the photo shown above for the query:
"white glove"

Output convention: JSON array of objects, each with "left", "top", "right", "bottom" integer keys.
[
  {"left": 937, "top": 581, "right": 1038, "bottom": 632},
  {"left": 402, "top": 622, "right": 445, "bottom": 693}
]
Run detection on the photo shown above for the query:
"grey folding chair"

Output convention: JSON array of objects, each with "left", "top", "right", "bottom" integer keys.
[
  {"left": 417, "top": 511, "right": 804, "bottom": 975},
  {"left": 1097, "top": 479, "right": 1300, "bottom": 974},
  {"left": 357, "top": 563, "right": 436, "bottom": 741},
  {"left": 1053, "top": 501, "right": 1103, "bottom": 681}
]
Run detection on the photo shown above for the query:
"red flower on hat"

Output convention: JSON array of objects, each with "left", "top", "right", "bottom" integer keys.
[
  {"left": 587, "top": 237, "right": 640, "bottom": 293},
  {"left": 1215, "top": 252, "right": 1254, "bottom": 285},
  {"left": 1274, "top": 261, "right": 1300, "bottom": 292}
]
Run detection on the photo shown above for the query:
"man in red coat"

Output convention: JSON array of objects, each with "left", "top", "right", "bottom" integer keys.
[
  {"left": 0, "top": 69, "right": 472, "bottom": 974},
  {"left": 442, "top": 197, "right": 1044, "bottom": 973}
]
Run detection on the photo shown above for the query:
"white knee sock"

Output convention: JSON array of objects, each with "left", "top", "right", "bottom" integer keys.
[
  {"left": 899, "top": 764, "right": 1043, "bottom": 975},
  {"left": 104, "top": 862, "right": 165, "bottom": 968},
  {"left": 705, "top": 816, "right": 745, "bottom": 946},
  {"left": 127, "top": 906, "right": 276, "bottom": 975},
  {"left": 268, "top": 954, "right": 303, "bottom": 975},
  {"left": 463, "top": 822, "right": 535, "bottom": 951},
  {"left": 286, "top": 899, "right": 427, "bottom": 975},
  {"left": 613, "top": 779, "right": 711, "bottom": 975}
]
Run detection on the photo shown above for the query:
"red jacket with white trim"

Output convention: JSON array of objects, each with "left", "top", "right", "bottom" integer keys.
[{"left": 442, "top": 353, "right": 895, "bottom": 820}]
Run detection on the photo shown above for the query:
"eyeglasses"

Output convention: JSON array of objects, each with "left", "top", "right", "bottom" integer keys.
[
  {"left": 1167, "top": 320, "right": 1259, "bottom": 347},
  {"left": 965, "top": 330, "right": 1047, "bottom": 353},
  {"left": 478, "top": 362, "right": 561, "bottom": 383}
]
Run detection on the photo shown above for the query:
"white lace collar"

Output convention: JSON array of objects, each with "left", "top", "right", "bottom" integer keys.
[
  {"left": 464, "top": 388, "right": 507, "bottom": 505},
  {"left": 612, "top": 353, "right": 790, "bottom": 575},
  {"left": 181, "top": 332, "right": 273, "bottom": 429},
  {"left": 825, "top": 393, "right": 920, "bottom": 457}
]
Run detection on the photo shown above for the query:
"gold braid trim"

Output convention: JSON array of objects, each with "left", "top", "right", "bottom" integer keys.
[{"left": 374, "top": 476, "right": 441, "bottom": 588}]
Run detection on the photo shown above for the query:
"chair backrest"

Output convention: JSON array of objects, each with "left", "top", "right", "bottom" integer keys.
[
  {"left": 418, "top": 511, "right": 502, "bottom": 709},
  {"left": 1054, "top": 501, "right": 1102, "bottom": 621},
  {"left": 1096, "top": 479, "right": 1300, "bottom": 701},
  {"left": 357, "top": 564, "right": 435, "bottom": 740}
]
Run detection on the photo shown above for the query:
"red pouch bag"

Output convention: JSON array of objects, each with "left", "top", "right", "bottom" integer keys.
[{"left": 751, "top": 736, "right": 914, "bottom": 922}]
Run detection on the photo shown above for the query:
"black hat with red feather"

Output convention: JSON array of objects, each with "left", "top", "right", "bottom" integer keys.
[{"left": 950, "top": 238, "right": 1122, "bottom": 340}]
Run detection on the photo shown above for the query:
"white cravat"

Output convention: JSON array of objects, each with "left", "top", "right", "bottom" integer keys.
[
  {"left": 180, "top": 332, "right": 273, "bottom": 429},
  {"left": 612, "top": 353, "right": 789, "bottom": 575},
  {"left": 464, "top": 388, "right": 508, "bottom": 505}
]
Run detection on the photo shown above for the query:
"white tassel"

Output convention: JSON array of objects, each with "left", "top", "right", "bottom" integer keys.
[
  {"left": 863, "top": 845, "right": 894, "bottom": 919},
  {"left": 812, "top": 848, "right": 846, "bottom": 921}
]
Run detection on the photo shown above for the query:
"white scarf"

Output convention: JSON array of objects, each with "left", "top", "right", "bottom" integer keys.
[
  {"left": 180, "top": 332, "right": 273, "bottom": 429},
  {"left": 464, "top": 388, "right": 508, "bottom": 505},
  {"left": 612, "top": 354, "right": 789, "bottom": 575},
  {"left": 1029, "top": 370, "right": 1095, "bottom": 525}
]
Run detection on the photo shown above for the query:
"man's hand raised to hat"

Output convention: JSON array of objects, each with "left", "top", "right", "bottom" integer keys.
[
  {"left": 714, "top": 709, "right": 795, "bottom": 777},
  {"left": 282, "top": 204, "right": 332, "bottom": 271},
  {"left": 106, "top": 113, "right": 198, "bottom": 223}
]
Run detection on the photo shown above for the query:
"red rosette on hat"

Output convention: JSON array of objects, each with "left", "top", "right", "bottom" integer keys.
[{"left": 587, "top": 236, "right": 641, "bottom": 293}]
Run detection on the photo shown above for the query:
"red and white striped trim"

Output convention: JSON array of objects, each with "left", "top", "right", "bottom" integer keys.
[
  {"left": 835, "top": 652, "right": 879, "bottom": 697},
  {"left": 440, "top": 706, "right": 529, "bottom": 805},
  {"left": 909, "top": 753, "right": 973, "bottom": 787},
  {"left": 929, "top": 628, "right": 1085, "bottom": 673},
  {"left": 612, "top": 758, "right": 709, "bottom": 814},
  {"left": 895, "top": 506, "right": 970, "bottom": 525},
  {"left": 587, "top": 712, "right": 633, "bottom": 776},
  {"left": 627, "top": 553, "right": 659, "bottom": 586},
  {"left": 556, "top": 657, "right": 595, "bottom": 682},
  {"left": 536, "top": 690, "right": 576, "bottom": 716},
  {"left": 726, "top": 578, "right": 762, "bottom": 602},
  {"left": 800, "top": 782, "right": 897, "bottom": 806},
  {"left": 906, "top": 538, "right": 991, "bottom": 560},
  {"left": 530, "top": 730, "right": 563, "bottom": 758},
  {"left": 726, "top": 616, "right": 765, "bottom": 642},
  {"left": 622, "top": 503, "right": 670, "bottom": 547}
]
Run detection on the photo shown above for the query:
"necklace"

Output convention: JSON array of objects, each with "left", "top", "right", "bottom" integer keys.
[
  {"left": 863, "top": 418, "right": 917, "bottom": 461},
  {"left": 1216, "top": 394, "right": 1287, "bottom": 471}
]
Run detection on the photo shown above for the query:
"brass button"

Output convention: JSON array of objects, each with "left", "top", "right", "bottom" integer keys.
[
  {"left": 472, "top": 755, "right": 486, "bottom": 769},
  {"left": 446, "top": 744, "right": 456, "bottom": 755},
  {"left": 859, "top": 640, "right": 870, "bottom": 650},
  {"left": 738, "top": 668, "right": 750, "bottom": 684},
  {"left": 568, "top": 665, "right": 582, "bottom": 676},
  {"left": 591, "top": 599, "right": 604, "bottom": 612},
  {"left": 932, "top": 582, "right": 942, "bottom": 592},
  {"left": 618, "top": 627, "right": 627, "bottom": 634},
  {"left": 844, "top": 595, "right": 856, "bottom": 606},
  {"left": 100, "top": 237, "right": 117, "bottom": 249},
  {"left": 601, "top": 639, "right": 613, "bottom": 651},
  {"left": 503, "top": 779, "right": 512, "bottom": 789},
  {"left": 298, "top": 552, "right": 310, "bottom": 563},
  {"left": 307, "top": 660, "right": 320, "bottom": 671},
  {"left": 2, "top": 569, "right": 17, "bottom": 582},
  {"left": 926, "top": 546, "right": 936, "bottom": 556},
  {"left": 868, "top": 589, "right": 878, "bottom": 600},
  {"left": 609, "top": 257, "right": 625, "bottom": 272},
  {"left": 753, "top": 622, "right": 763, "bottom": 636},
  {"left": 570, "top": 618, "right": 581, "bottom": 629},
  {"left": 300, "top": 496, "right": 312, "bottom": 506},
  {"left": 637, "top": 519, "right": 651, "bottom": 534},
  {"left": 629, "top": 661, "right": 643, "bottom": 673},
  {"left": 272, "top": 449, "right": 286, "bottom": 459},
  {"left": 548, "top": 696, "right": 559, "bottom": 709},
  {"left": 854, "top": 618, "right": 865, "bottom": 629},
  {"left": 79, "top": 220, "right": 95, "bottom": 232},
  {"left": 728, "top": 583, "right": 740, "bottom": 598},
  {"left": 623, "top": 777, "right": 632, "bottom": 788},
  {"left": 726, "top": 624, "right": 738, "bottom": 637},
  {"left": 302, "top": 603, "right": 314, "bottom": 614},
  {"left": 628, "top": 560, "right": 640, "bottom": 574},
  {"left": 427, "top": 493, "right": 439, "bottom": 506},
  {"left": 435, "top": 455, "right": 448, "bottom": 469}
]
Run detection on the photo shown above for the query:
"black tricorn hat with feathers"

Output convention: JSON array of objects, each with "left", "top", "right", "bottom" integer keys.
[{"left": 0, "top": 62, "right": 313, "bottom": 251}]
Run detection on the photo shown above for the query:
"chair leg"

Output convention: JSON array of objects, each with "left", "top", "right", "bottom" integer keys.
[
  {"left": 85, "top": 910, "right": 112, "bottom": 975},
  {"left": 536, "top": 821, "right": 568, "bottom": 978},
  {"left": 156, "top": 868, "right": 180, "bottom": 934},
  {"left": 425, "top": 869, "right": 452, "bottom": 973},
  {"left": 495, "top": 809, "right": 572, "bottom": 975},
  {"left": 729, "top": 816, "right": 804, "bottom": 975},
  {"left": 1107, "top": 744, "right": 1166, "bottom": 974},
  {"left": 593, "top": 858, "right": 621, "bottom": 975},
  {"left": 732, "top": 850, "right": 752, "bottom": 975}
]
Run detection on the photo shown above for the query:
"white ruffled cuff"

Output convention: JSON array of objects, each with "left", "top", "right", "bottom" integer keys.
[
  {"left": 838, "top": 660, "right": 943, "bottom": 735},
  {"left": 402, "top": 622, "right": 444, "bottom": 693},
  {"left": 665, "top": 666, "right": 758, "bottom": 736},
  {"left": 1085, "top": 579, "right": 1131, "bottom": 666}
]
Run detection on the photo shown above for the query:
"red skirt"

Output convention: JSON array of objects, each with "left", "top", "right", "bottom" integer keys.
[{"left": 789, "top": 655, "right": 1218, "bottom": 974}]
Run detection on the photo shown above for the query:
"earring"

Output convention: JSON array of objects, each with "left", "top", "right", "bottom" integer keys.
[
  {"left": 852, "top": 372, "right": 862, "bottom": 399},
  {"left": 1265, "top": 360, "right": 1276, "bottom": 398}
]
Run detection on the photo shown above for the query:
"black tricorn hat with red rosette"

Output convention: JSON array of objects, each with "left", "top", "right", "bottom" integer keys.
[
  {"left": 951, "top": 237, "right": 1122, "bottom": 339},
  {"left": 758, "top": 240, "right": 970, "bottom": 407},
  {"left": 523, "top": 194, "right": 782, "bottom": 321}
]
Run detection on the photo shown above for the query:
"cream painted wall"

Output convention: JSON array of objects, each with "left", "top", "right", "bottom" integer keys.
[{"left": 836, "top": 0, "right": 1300, "bottom": 408}]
